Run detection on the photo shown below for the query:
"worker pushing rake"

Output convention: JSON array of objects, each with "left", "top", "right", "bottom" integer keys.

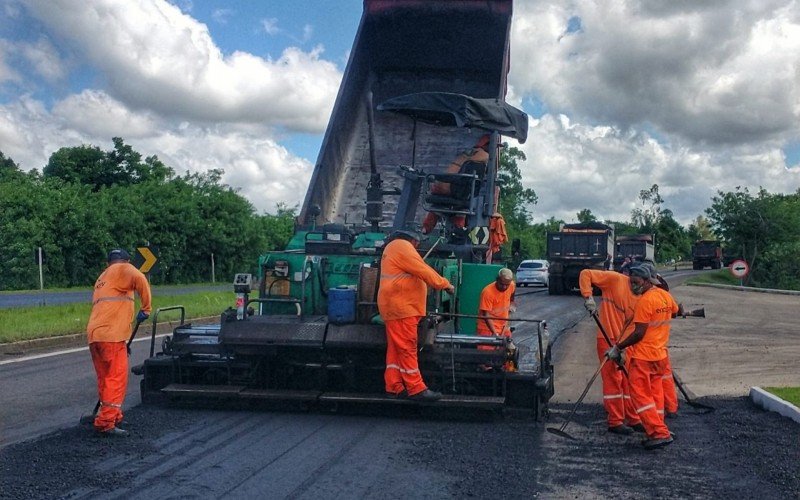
[{"left": 548, "top": 262, "right": 711, "bottom": 450}]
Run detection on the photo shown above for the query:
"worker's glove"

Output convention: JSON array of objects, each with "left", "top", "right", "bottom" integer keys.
[
  {"left": 583, "top": 297, "right": 597, "bottom": 314},
  {"left": 509, "top": 304, "right": 517, "bottom": 314},
  {"left": 136, "top": 310, "right": 150, "bottom": 323},
  {"left": 605, "top": 345, "right": 624, "bottom": 364},
  {"left": 445, "top": 284, "right": 456, "bottom": 295}
]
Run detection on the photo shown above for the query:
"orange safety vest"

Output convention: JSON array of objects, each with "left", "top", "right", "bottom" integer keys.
[
  {"left": 579, "top": 269, "right": 638, "bottom": 342},
  {"left": 377, "top": 239, "right": 451, "bottom": 321},
  {"left": 476, "top": 281, "right": 516, "bottom": 335},
  {"left": 87, "top": 262, "right": 151, "bottom": 343},
  {"left": 629, "top": 287, "right": 679, "bottom": 361}
]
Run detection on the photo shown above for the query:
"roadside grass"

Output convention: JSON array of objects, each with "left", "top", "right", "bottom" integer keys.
[
  {"left": 685, "top": 270, "right": 741, "bottom": 286},
  {"left": 0, "top": 291, "right": 234, "bottom": 344},
  {"left": 764, "top": 387, "right": 800, "bottom": 407},
  {"left": 0, "top": 282, "right": 225, "bottom": 295}
]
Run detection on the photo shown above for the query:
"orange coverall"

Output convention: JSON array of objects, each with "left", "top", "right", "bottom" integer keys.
[
  {"left": 476, "top": 281, "right": 516, "bottom": 350},
  {"left": 422, "top": 146, "right": 489, "bottom": 234},
  {"left": 87, "top": 262, "right": 151, "bottom": 432},
  {"left": 578, "top": 270, "right": 641, "bottom": 428},
  {"left": 377, "top": 238, "right": 451, "bottom": 396},
  {"left": 627, "top": 286, "right": 679, "bottom": 440}
]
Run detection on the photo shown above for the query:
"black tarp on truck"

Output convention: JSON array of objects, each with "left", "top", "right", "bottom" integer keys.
[
  {"left": 547, "top": 222, "right": 614, "bottom": 295},
  {"left": 692, "top": 240, "right": 722, "bottom": 269}
]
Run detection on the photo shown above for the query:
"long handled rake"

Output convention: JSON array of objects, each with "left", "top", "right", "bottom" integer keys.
[{"left": 546, "top": 358, "right": 608, "bottom": 440}]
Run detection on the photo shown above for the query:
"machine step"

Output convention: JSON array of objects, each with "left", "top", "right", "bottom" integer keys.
[
  {"left": 239, "top": 388, "right": 321, "bottom": 402},
  {"left": 319, "top": 392, "right": 505, "bottom": 408},
  {"left": 161, "top": 384, "right": 245, "bottom": 397}
]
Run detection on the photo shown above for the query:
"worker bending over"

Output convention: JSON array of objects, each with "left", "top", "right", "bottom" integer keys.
[
  {"left": 477, "top": 268, "right": 516, "bottom": 353},
  {"left": 87, "top": 249, "right": 151, "bottom": 436},
  {"left": 607, "top": 264, "right": 679, "bottom": 450},
  {"left": 579, "top": 269, "right": 642, "bottom": 435},
  {"left": 378, "top": 230, "right": 455, "bottom": 401}
]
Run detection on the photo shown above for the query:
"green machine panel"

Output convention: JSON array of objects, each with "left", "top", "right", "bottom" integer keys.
[{"left": 456, "top": 263, "right": 503, "bottom": 335}]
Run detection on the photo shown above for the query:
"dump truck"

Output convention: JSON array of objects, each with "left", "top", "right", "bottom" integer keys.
[
  {"left": 546, "top": 222, "right": 614, "bottom": 295},
  {"left": 692, "top": 240, "right": 722, "bottom": 269},
  {"left": 613, "top": 234, "right": 655, "bottom": 269},
  {"left": 138, "top": 0, "right": 554, "bottom": 418}
]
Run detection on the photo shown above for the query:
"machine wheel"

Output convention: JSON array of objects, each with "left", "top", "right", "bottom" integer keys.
[{"left": 548, "top": 278, "right": 560, "bottom": 295}]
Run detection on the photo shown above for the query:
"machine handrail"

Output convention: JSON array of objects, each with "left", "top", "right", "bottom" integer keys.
[
  {"left": 247, "top": 297, "right": 302, "bottom": 316},
  {"left": 149, "top": 305, "right": 186, "bottom": 357}
]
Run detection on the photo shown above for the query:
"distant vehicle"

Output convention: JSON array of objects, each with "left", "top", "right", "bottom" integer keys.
[
  {"left": 546, "top": 222, "right": 615, "bottom": 295},
  {"left": 692, "top": 240, "right": 722, "bottom": 269},
  {"left": 613, "top": 234, "right": 655, "bottom": 270},
  {"left": 516, "top": 259, "right": 549, "bottom": 287}
]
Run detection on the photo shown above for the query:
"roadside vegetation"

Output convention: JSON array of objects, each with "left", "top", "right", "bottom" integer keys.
[
  {"left": 765, "top": 387, "right": 800, "bottom": 407},
  {"left": 685, "top": 270, "right": 741, "bottom": 286},
  {"left": 0, "top": 290, "right": 234, "bottom": 344}
]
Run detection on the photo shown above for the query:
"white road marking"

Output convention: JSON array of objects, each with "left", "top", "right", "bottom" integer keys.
[{"left": 0, "top": 333, "right": 170, "bottom": 366}]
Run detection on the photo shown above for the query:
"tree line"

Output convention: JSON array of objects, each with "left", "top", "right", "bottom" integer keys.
[
  {"left": 497, "top": 146, "right": 800, "bottom": 290},
  {"left": 1, "top": 140, "right": 797, "bottom": 291},
  {"left": 0, "top": 140, "right": 295, "bottom": 290}
]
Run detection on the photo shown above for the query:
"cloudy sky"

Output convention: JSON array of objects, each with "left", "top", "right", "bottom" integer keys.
[{"left": 1, "top": 0, "right": 798, "bottom": 225}]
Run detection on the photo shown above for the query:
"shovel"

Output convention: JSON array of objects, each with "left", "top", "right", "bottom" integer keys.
[
  {"left": 547, "top": 358, "right": 608, "bottom": 440},
  {"left": 79, "top": 317, "right": 146, "bottom": 425},
  {"left": 672, "top": 370, "right": 715, "bottom": 413}
]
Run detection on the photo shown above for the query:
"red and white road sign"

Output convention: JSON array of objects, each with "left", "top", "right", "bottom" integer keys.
[{"left": 729, "top": 259, "right": 749, "bottom": 278}]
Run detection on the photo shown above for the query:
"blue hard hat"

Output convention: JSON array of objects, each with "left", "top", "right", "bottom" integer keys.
[{"left": 107, "top": 248, "right": 131, "bottom": 262}]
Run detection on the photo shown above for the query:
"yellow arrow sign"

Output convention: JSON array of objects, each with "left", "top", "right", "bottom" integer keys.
[{"left": 137, "top": 246, "right": 158, "bottom": 273}]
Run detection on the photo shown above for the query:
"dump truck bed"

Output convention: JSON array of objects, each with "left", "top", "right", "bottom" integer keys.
[{"left": 300, "top": 0, "right": 514, "bottom": 226}]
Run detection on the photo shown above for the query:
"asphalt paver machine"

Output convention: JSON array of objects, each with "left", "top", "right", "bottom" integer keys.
[{"left": 139, "top": 0, "right": 554, "bottom": 417}]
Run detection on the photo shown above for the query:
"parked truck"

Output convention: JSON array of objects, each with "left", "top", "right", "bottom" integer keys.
[
  {"left": 546, "top": 222, "right": 615, "bottom": 295},
  {"left": 614, "top": 234, "right": 655, "bottom": 269},
  {"left": 692, "top": 240, "right": 722, "bottom": 269}
]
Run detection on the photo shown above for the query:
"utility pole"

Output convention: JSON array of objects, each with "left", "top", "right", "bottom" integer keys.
[
  {"left": 211, "top": 253, "right": 216, "bottom": 283},
  {"left": 37, "top": 246, "right": 45, "bottom": 306}
]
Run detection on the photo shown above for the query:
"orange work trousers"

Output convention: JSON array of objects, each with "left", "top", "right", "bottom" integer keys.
[
  {"left": 384, "top": 316, "right": 427, "bottom": 397},
  {"left": 662, "top": 354, "right": 678, "bottom": 414},
  {"left": 628, "top": 357, "right": 671, "bottom": 440},
  {"left": 596, "top": 338, "right": 640, "bottom": 427},
  {"left": 89, "top": 341, "right": 128, "bottom": 432}
]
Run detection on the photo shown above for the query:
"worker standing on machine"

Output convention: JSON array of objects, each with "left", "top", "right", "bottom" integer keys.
[
  {"left": 378, "top": 230, "right": 455, "bottom": 401},
  {"left": 607, "top": 264, "right": 679, "bottom": 450},
  {"left": 476, "top": 268, "right": 516, "bottom": 352},
  {"left": 87, "top": 249, "right": 151, "bottom": 436},
  {"left": 580, "top": 269, "right": 642, "bottom": 435}
]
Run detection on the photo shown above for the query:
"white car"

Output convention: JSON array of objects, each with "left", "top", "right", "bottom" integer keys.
[{"left": 516, "top": 259, "right": 549, "bottom": 287}]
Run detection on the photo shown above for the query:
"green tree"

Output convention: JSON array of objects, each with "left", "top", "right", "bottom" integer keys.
[
  {"left": 496, "top": 145, "right": 539, "bottom": 263},
  {"left": 576, "top": 208, "right": 597, "bottom": 223}
]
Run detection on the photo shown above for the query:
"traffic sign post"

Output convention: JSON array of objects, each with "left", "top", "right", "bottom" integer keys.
[
  {"left": 133, "top": 246, "right": 160, "bottom": 275},
  {"left": 729, "top": 259, "right": 749, "bottom": 286}
]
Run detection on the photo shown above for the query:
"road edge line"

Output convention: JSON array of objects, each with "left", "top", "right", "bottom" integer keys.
[{"left": 686, "top": 282, "right": 800, "bottom": 296}]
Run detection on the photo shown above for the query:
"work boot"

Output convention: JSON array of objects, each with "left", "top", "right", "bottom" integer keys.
[
  {"left": 629, "top": 423, "right": 646, "bottom": 433},
  {"left": 642, "top": 436, "right": 673, "bottom": 450},
  {"left": 99, "top": 427, "right": 129, "bottom": 437},
  {"left": 385, "top": 390, "right": 408, "bottom": 399},
  {"left": 607, "top": 424, "right": 634, "bottom": 435},
  {"left": 79, "top": 414, "right": 96, "bottom": 426},
  {"left": 409, "top": 389, "right": 442, "bottom": 402}
]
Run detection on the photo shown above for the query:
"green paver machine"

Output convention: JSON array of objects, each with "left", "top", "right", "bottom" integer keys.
[{"left": 139, "top": 0, "right": 553, "bottom": 417}]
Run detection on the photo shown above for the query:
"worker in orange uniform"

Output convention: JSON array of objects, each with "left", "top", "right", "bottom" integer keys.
[
  {"left": 476, "top": 268, "right": 516, "bottom": 353},
  {"left": 87, "top": 249, "right": 151, "bottom": 436},
  {"left": 421, "top": 135, "right": 490, "bottom": 234},
  {"left": 607, "top": 263, "right": 679, "bottom": 450},
  {"left": 579, "top": 269, "right": 643, "bottom": 435},
  {"left": 378, "top": 230, "right": 454, "bottom": 401},
  {"left": 636, "top": 262, "right": 679, "bottom": 418}
]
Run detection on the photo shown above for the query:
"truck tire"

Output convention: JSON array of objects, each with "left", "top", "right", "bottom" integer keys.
[{"left": 548, "top": 276, "right": 562, "bottom": 295}]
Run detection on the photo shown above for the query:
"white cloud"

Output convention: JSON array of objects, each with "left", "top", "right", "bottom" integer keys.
[
  {"left": 0, "top": 95, "right": 312, "bottom": 213},
  {"left": 211, "top": 8, "right": 233, "bottom": 25},
  {"left": 20, "top": 37, "right": 66, "bottom": 83},
  {"left": 0, "top": 40, "right": 21, "bottom": 84},
  {"left": 261, "top": 18, "right": 281, "bottom": 36},
  {"left": 23, "top": 0, "right": 342, "bottom": 133},
  {"left": 511, "top": 1, "right": 800, "bottom": 145}
]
